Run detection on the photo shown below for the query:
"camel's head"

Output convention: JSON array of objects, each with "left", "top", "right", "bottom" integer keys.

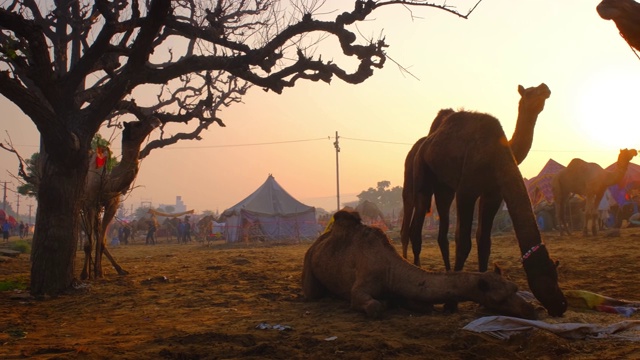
[
  {"left": 475, "top": 266, "right": 537, "bottom": 320},
  {"left": 597, "top": 0, "right": 633, "bottom": 20},
  {"left": 522, "top": 245, "right": 567, "bottom": 317},
  {"left": 517, "top": 83, "right": 551, "bottom": 116},
  {"left": 618, "top": 148, "right": 638, "bottom": 163}
]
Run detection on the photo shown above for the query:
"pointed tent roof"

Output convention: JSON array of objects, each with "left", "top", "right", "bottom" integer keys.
[
  {"left": 221, "top": 174, "right": 314, "bottom": 218},
  {"left": 525, "top": 159, "right": 566, "bottom": 203}
]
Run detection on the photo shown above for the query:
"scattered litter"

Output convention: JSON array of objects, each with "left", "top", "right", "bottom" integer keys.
[
  {"left": 324, "top": 336, "right": 338, "bottom": 341},
  {"left": 463, "top": 315, "right": 640, "bottom": 340},
  {"left": 73, "top": 282, "right": 91, "bottom": 289},
  {"left": 141, "top": 276, "right": 169, "bottom": 285},
  {"left": 255, "top": 322, "right": 293, "bottom": 331}
]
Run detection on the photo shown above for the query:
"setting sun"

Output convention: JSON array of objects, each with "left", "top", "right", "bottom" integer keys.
[{"left": 576, "top": 69, "right": 640, "bottom": 150}]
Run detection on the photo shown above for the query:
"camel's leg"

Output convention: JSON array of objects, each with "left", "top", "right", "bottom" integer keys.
[
  {"left": 408, "top": 191, "right": 430, "bottom": 267},
  {"left": 453, "top": 194, "right": 477, "bottom": 272},
  {"left": 556, "top": 196, "right": 570, "bottom": 236},
  {"left": 80, "top": 240, "right": 92, "bottom": 280},
  {"left": 400, "top": 189, "right": 414, "bottom": 260},
  {"left": 351, "top": 284, "right": 384, "bottom": 318},
  {"left": 476, "top": 194, "right": 502, "bottom": 273},
  {"left": 434, "top": 186, "right": 455, "bottom": 271},
  {"left": 103, "top": 247, "right": 129, "bottom": 276}
]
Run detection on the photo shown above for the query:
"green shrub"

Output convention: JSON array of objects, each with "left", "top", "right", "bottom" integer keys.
[
  {"left": 9, "top": 240, "right": 31, "bottom": 254},
  {"left": 0, "top": 280, "right": 27, "bottom": 291}
]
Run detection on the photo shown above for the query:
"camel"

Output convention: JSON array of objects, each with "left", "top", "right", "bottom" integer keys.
[
  {"left": 355, "top": 200, "right": 391, "bottom": 230},
  {"left": 597, "top": 0, "right": 640, "bottom": 52},
  {"left": 552, "top": 149, "right": 637, "bottom": 236},
  {"left": 81, "top": 118, "right": 161, "bottom": 279},
  {"left": 302, "top": 210, "right": 537, "bottom": 319},
  {"left": 196, "top": 215, "right": 217, "bottom": 244},
  {"left": 403, "top": 109, "right": 566, "bottom": 317},
  {"left": 162, "top": 217, "right": 180, "bottom": 242},
  {"left": 402, "top": 83, "right": 551, "bottom": 270}
]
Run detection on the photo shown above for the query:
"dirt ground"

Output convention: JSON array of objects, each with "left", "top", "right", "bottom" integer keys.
[{"left": 2, "top": 227, "right": 640, "bottom": 360}]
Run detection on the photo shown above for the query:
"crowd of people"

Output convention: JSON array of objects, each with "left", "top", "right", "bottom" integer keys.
[{"left": 1, "top": 220, "right": 30, "bottom": 242}]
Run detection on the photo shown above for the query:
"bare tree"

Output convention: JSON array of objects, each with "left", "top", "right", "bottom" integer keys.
[{"left": 0, "top": 0, "right": 480, "bottom": 297}]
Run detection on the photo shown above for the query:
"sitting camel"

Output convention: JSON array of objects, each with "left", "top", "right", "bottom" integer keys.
[
  {"left": 402, "top": 83, "right": 551, "bottom": 271},
  {"left": 552, "top": 149, "right": 637, "bottom": 236},
  {"left": 597, "top": 0, "right": 640, "bottom": 52},
  {"left": 302, "top": 210, "right": 536, "bottom": 319},
  {"left": 405, "top": 109, "right": 566, "bottom": 317}
]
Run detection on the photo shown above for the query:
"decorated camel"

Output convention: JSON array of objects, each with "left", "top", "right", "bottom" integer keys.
[
  {"left": 597, "top": 0, "right": 640, "bottom": 52},
  {"left": 302, "top": 210, "right": 536, "bottom": 319},
  {"left": 196, "top": 215, "right": 217, "bottom": 244},
  {"left": 81, "top": 118, "right": 161, "bottom": 279},
  {"left": 403, "top": 108, "right": 566, "bottom": 317},
  {"left": 402, "top": 83, "right": 551, "bottom": 271},
  {"left": 552, "top": 149, "right": 637, "bottom": 236}
]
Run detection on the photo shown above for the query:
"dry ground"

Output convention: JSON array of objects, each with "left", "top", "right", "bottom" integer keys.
[{"left": 2, "top": 227, "right": 640, "bottom": 359}]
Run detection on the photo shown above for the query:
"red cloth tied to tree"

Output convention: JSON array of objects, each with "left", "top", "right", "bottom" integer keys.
[{"left": 95, "top": 147, "right": 107, "bottom": 168}]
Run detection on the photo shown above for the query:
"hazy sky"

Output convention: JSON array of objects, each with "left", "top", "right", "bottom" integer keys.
[{"left": 2, "top": 0, "right": 640, "bottom": 216}]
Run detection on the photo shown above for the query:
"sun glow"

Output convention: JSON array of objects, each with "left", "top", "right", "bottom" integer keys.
[{"left": 576, "top": 70, "right": 640, "bottom": 150}]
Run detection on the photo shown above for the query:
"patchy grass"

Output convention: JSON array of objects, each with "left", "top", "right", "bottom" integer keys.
[
  {"left": 0, "top": 279, "right": 27, "bottom": 291},
  {"left": 9, "top": 240, "right": 31, "bottom": 254}
]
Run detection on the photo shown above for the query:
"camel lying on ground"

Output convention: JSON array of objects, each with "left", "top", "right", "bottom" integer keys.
[{"left": 302, "top": 210, "right": 537, "bottom": 319}]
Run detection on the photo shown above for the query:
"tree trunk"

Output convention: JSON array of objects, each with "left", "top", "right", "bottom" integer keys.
[{"left": 30, "top": 154, "right": 87, "bottom": 297}]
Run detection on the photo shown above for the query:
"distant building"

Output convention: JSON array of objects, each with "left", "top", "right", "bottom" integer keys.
[{"left": 158, "top": 196, "right": 187, "bottom": 213}]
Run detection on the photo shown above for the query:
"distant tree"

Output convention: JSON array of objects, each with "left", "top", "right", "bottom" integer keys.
[
  {"left": 134, "top": 207, "right": 151, "bottom": 220},
  {"left": 202, "top": 210, "right": 216, "bottom": 217},
  {"left": 0, "top": 0, "right": 479, "bottom": 296},
  {"left": 16, "top": 152, "right": 40, "bottom": 199},
  {"left": 357, "top": 181, "right": 402, "bottom": 215},
  {"left": 163, "top": 206, "right": 176, "bottom": 214}
]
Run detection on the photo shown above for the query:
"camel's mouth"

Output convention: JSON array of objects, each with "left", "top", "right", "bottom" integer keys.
[{"left": 596, "top": 4, "right": 619, "bottom": 20}]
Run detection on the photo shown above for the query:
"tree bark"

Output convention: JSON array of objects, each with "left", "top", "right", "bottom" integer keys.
[{"left": 30, "top": 153, "right": 87, "bottom": 297}]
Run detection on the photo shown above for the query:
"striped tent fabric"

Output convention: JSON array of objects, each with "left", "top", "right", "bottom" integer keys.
[{"left": 524, "top": 159, "right": 566, "bottom": 204}]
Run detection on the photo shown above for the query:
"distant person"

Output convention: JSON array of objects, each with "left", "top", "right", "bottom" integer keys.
[
  {"left": 121, "top": 225, "right": 131, "bottom": 245},
  {"left": 2, "top": 221, "right": 10, "bottom": 242},
  {"left": 177, "top": 218, "right": 185, "bottom": 244},
  {"left": 18, "top": 221, "right": 25, "bottom": 239},
  {"left": 145, "top": 220, "right": 156, "bottom": 245},
  {"left": 184, "top": 217, "right": 192, "bottom": 243}
]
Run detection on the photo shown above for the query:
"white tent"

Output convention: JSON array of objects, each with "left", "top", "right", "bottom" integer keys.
[{"left": 219, "top": 174, "right": 318, "bottom": 242}]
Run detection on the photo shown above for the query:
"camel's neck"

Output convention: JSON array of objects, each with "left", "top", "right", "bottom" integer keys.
[
  {"left": 508, "top": 105, "right": 540, "bottom": 165},
  {"left": 495, "top": 152, "right": 542, "bottom": 254},
  {"left": 104, "top": 147, "right": 141, "bottom": 195},
  {"left": 389, "top": 264, "right": 502, "bottom": 304},
  {"left": 606, "top": 159, "right": 631, "bottom": 185}
]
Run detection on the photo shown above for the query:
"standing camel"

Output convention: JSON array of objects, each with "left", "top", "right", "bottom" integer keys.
[
  {"left": 552, "top": 149, "right": 637, "bottom": 236},
  {"left": 404, "top": 108, "right": 566, "bottom": 317},
  {"left": 402, "top": 83, "right": 551, "bottom": 271},
  {"left": 597, "top": 0, "right": 640, "bottom": 52},
  {"left": 81, "top": 118, "right": 161, "bottom": 279}
]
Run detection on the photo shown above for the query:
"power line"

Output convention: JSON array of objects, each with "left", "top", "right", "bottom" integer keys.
[
  {"left": 154, "top": 137, "right": 330, "bottom": 149},
  {"left": 340, "top": 136, "right": 413, "bottom": 146}
]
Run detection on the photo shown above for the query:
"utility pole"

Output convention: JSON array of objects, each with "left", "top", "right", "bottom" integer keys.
[
  {"left": 28, "top": 204, "right": 33, "bottom": 225},
  {"left": 333, "top": 131, "right": 340, "bottom": 211},
  {"left": 15, "top": 194, "right": 20, "bottom": 219},
  {"left": 2, "top": 181, "right": 7, "bottom": 211}
]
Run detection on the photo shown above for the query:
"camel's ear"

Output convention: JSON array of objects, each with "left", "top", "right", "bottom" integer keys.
[
  {"left": 493, "top": 263, "right": 503, "bottom": 276},
  {"left": 518, "top": 84, "right": 525, "bottom": 95}
]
